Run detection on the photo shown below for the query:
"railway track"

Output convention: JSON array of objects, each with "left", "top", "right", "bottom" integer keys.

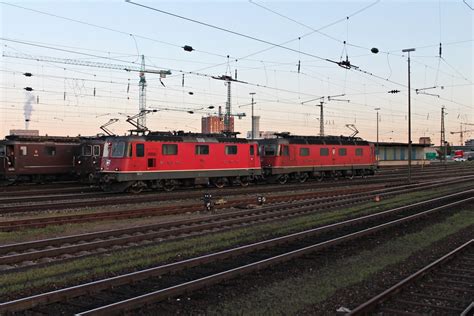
[
  {"left": 1, "top": 190, "right": 471, "bottom": 315},
  {"left": 1, "top": 168, "right": 473, "bottom": 215},
  {"left": 0, "top": 184, "right": 383, "bottom": 230},
  {"left": 1, "top": 176, "right": 471, "bottom": 231},
  {"left": 1, "top": 179, "right": 465, "bottom": 271},
  {"left": 349, "top": 239, "right": 474, "bottom": 315}
]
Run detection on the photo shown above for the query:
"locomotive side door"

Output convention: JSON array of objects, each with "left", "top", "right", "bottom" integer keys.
[
  {"left": 249, "top": 144, "right": 256, "bottom": 169},
  {"left": 134, "top": 143, "right": 146, "bottom": 170},
  {"left": 331, "top": 147, "right": 336, "bottom": 165},
  {"left": 6, "top": 145, "right": 15, "bottom": 170}
]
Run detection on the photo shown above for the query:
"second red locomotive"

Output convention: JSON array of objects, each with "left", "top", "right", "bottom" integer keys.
[{"left": 259, "top": 133, "right": 376, "bottom": 183}]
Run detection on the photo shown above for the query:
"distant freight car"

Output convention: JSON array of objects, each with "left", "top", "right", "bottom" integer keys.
[
  {"left": 99, "top": 131, "right": 261, "bottom": 193},
  {"left": 73, "top": 136, "right": 107, "bottom": 183},
  {"left": 258, "top": 133, "right": 376, "bottom": 184},
  {"left": 0, "top": 135, "right": 80, "bottom": 184}
]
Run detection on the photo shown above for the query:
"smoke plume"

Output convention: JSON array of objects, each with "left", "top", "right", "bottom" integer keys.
[{"left": 24, "top": 92, "right": 35, "bottom": 129}]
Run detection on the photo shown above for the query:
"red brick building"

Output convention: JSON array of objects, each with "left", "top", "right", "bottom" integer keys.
[{"left": 201, "top": 115, "right": 234, "bottom": 133}]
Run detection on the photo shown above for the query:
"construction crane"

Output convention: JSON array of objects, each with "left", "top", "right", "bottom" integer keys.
[
  {"left": 212, "top": 74, "right": 246, "bottom": 132},
  {"left": 450, "top": 122, "right": 474, "bottom": 145},
  {"left": 2, "top": 52, "right": 171, "bottom": 131}
]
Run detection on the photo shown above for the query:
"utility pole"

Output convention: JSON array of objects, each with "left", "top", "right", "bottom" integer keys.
[
  {"left": 317, "top": 101, "right": 324, "bottom": 136},
  {"left": 138, "top": 55, "right": 147, "bottom": 129},
  {"left": 441, "top": 106, "right": 446, "bottom": 164},
  {"left": 402, "top": 48, "right": 415, "bottom": 183},
  {"left": 249, "top": 92, "right": 256, "bottom": 139},
  {"left": 225, "top": 78, "right": 232, "bottom": 131},
  {"left": 375, "top": 108, "right": 381, "bottom": 165}
]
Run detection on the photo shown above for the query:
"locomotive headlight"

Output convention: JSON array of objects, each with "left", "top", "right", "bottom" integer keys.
[
  {"left": 114, "top": 167, "right": 120, "bottom": 171},
  {"left": 77, "top": 160, "right": 82, "bottom": 165},
  {"left": 100, "top": 167, "right": 104, "bottom": 171}
]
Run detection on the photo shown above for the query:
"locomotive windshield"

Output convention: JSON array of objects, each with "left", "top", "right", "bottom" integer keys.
[
  {"left": 111, "top": 141, "right": 126, "bottom": 158},
  {"left": 262, "top": 144, "right": 278, "bottom": 156},
  {"left": 82, "top": 145, "right": 92, "bottom": 156},
  {"left": 0, "top": 145, "right": 5, "bottom": 157}
]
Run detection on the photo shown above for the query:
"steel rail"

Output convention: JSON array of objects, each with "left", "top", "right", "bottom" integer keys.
[
  {"left": 348, "top": 239, "right": 474, "bottom": 315},
  {"left": 0, "top": 191, "right": 472, "bottom": 314},
  {"left": 0, "top": 177, "right": 466, "bottom": 248},
  {"left": 75, "top": 197, "right": 474, "bottom": 316},
  {"left": 1, "top": 169, "right": 473, "bottom": 214},
  {"left": 2, "top": 175, "right": 472, "bottom": 231},
  {"left": 0, "top": 178, "right": 471, "bottom": 269},
  {"left": 0, "top": 185, "right": 380, "bottom": 231}
]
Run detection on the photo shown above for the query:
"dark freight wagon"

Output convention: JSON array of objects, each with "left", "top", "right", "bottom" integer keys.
[{"left": 0, "top": 135, "right": 80, "bottom": 184}]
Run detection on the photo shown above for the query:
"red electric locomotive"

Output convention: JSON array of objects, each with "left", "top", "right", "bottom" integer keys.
[
  {"left": 0, "top": 135, "right": 80, "bottom": 184},
  {"left": 259, "top": 133, "right": 376, "bottom": 184},
  {"left": 99, "top": 131, "right": 261, "bottom": 193}
]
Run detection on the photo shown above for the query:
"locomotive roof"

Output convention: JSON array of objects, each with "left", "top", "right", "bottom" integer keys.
[
  {"left": 3, "top": 135, "right": 80, "bottom": 143},
  {"left": 261, "top": 133, "right": 369, "bottom": 145},
  {"left": 108, "top": 131, "right": 252, "bottom": 144}
]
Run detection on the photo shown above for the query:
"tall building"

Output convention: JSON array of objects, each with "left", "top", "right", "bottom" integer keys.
[
  {"left": 201, "top": 106, "right": 234, "bottom": 133},
  {"left": 201, "top": 116, "right": 234, "bottom": 133}
]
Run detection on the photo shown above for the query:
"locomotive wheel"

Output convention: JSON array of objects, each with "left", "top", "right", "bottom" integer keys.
[
  {"left": 278, "top": 175, "right": 289, "bottom": 185},
  {"left": 213, "top": 178, "right": 226, "bottom": 189},
  {"left": 239, "top": 177, "right": 250, "bottom": 187},
  {"left": 162, "top": 180, "right": 175, "bottom": 192},
  {"left": 360, "top": 170, "right": 367, "bottom": 178},
  {"left": 317, "top": 173, "right": 324, "bottom": 182},
  {"left": 346, "top": 171, "right": 354, "bottom": 180},
  {"left": 298, "top": 173, "right": 308, "bottom": 183},
  {"left": 129, "top": 182, "right": 144, "bottom": 194}
]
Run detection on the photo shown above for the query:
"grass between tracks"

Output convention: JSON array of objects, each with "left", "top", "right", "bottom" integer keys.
[
  {"left": 0, "top": 183, "right": 472, "bottom": 299},
  {"left": 204, "top": 207, "right": 474, "bottom": 315}
]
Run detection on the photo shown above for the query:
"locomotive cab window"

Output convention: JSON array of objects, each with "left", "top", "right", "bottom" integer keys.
[
  {"left": 20, "top": 146, "right": 27, "bottom": 156},
  {"left": 82, "top": 145, "right": 92, "bottom": 156},
  {"left": 0, "top": 145, "right": 5, "bottom": 157},
  {"left": 300, "top": 147, "right": 310, "bottom": 156},
  {"left": 195, "top": 145, "right": 209, "bottom": 155},
  {"left": 111, "top": 142, "right": 125, "bottom": 158},
  {"left": 356, "top": 148, "right": 363, "bottom": 156},
  {"left": 45, "top": 146, "right": 56, "bottom": 156},
  {"left": 280, "top": 145, "right": 289, "bottom": 156},
  {"left": 262, "top": 144, "right": 277, "bottom": 156},
  {"left": 225, "top": 145, "right": 238, "bottom": 155},
  {"left": 250, "top": 145, "right": 254, "bottom": 155},
  {"left": 136, "top": 144, "right": 145, "bottom": 157},
  {"left": 320, "top": 148, "right": 329, "bottom": 156},
  {"left": 338, "top": 148, "right": 347, "bottom": 156},
  {"left": 93, "top": 145, "right": 101, "bottom": 156},
  {"left": 163, "top": 144, "right": 178, "bottom": 155}
]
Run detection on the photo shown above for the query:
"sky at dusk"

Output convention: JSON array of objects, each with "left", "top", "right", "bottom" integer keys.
[{"left": 0, "top": 0, "right": 472, "bottom": 144}]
